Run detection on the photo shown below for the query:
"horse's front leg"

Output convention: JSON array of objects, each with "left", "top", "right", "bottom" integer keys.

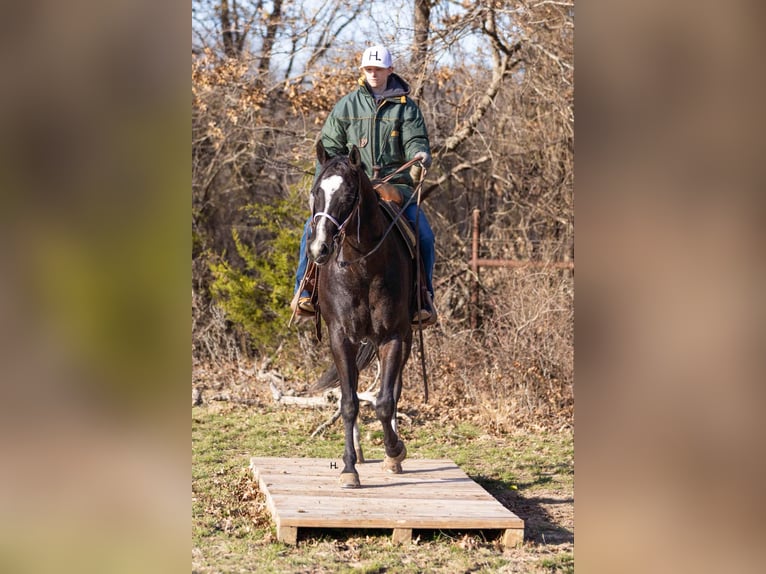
[
  {"left": 390, "top": 332, "right": 411, "bottom": 440},
  {"left": 353, "top": 421, "right": 364, "bottom": 463},
  {"left": 331, "top": 333, "right": 361, "bottom": 488},
  {"left": 376, "top": 337, "right": 407, "bottom": 473}
]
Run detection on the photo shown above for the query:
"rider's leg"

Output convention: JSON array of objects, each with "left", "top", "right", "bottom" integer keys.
[
  {"left": 291, "top": 218, "right": 315, "bottom": 313},
  {"left": 294, "top": 218, "right": 311, "bottom": 296},
  {"left": 404, "top": 204, "right": 436, "bottom": 324},
  {"left": 404, "top": 203, "right": 435, "bottom": 297}
]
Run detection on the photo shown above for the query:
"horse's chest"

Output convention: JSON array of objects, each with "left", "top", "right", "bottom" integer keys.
[{"left": 318, "top": 256, "right": 405, "bottom": 341}]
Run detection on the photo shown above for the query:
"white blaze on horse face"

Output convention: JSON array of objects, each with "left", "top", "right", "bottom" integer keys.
[{"left": 310, "top": 174, "right": 343, "bottom": 258}]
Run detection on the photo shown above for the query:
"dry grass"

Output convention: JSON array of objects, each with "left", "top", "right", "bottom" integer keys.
[
  {"left": 408, "top": 267, "right": 573, "bottom": 433},
  {"left": 192, "top": 398, "right": 573, "bottom": 574},
  {"left": 193, "top": 265, "right": 573, "bottom": 434},
  {"left": 192, "top": 256, "right": 574, "bottom": 570}
]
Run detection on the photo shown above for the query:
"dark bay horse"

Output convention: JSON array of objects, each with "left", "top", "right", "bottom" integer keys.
[{"left": 307, "top": 141, "right": 413, "bottom": 488}]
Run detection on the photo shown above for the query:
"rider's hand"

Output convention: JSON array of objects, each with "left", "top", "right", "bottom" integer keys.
[{"left": 413, "top": 151, "right": 432, "bottom": 168}]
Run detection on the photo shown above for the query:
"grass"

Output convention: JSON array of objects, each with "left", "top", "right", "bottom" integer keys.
[
  {"left": 192, "top": 401, "right": 573, "bottom": 573},
  {"left": 540, "top": 553, "right": 575, "bottom": 573}
]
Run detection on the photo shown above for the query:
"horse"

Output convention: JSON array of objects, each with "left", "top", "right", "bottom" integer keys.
[{"left": 307, "top": 140, "right": 414, "bottom": 488}]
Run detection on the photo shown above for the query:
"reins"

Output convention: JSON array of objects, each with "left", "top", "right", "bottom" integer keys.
[
  {"left": 376, "top": 157, "right": 422, "bottom": 184},
  {"left": 336, "top": 159, "right": 427, "bottom": 268},
  {"left": 411, "top": 173, "right": 429, "bottom": 403}
]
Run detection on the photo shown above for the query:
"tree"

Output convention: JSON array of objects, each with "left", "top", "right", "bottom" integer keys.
[
  {"left": 410, "top": 0, "right": 434, "bottom": 101},
  {"left": 192, "top": 0, "right": 574, "bottom": 376}
]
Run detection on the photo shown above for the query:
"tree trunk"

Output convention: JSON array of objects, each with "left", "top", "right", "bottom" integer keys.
[
  {"left": 219, "top": 0, "right": 238, "bottom": 58},
  {"left": 410, "top": 0, "right": 432, "bottom": 101},
  {"left": 258, "top": 0, "right": 284, "bottom": 76}
]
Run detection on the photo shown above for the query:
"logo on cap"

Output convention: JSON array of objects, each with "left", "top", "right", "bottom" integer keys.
[{"left": 361, "top": 46, "right": 392, "bottom": 68}]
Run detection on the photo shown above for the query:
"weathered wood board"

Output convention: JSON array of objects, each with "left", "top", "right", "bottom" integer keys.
[{"left": 249, "top": 457, "right": 524, "bottom": 546}]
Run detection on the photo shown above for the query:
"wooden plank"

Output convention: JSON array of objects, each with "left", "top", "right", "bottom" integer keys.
[
  {"left": 258, "top": 470, "right": 479, "bottom": 486},
  {"left": 253, "top": 457, "right": 466, "bottom": 476},
  {"left": 258, "top": 466, "right": 473, "bottom": 484},
  {"left": 502, "top": 528, "right": 524, "bottom": 548},
  {"left": 253, "top": 458, "right": 487, "bottom": 486},
  {"left": 267, "top": 494, "right": 522, "bottom": 529},
  {"left": 260, "top": 477, "right": 490, "bottom": 500},
  {"left": 250, "top": 457, "right": 524, "bottom": 545},
  {"left": 391, "top": 528, "right": 412, "bottom": 545},
  {"left": 277, "top": 525, "right": 298, "bottom": 545}
]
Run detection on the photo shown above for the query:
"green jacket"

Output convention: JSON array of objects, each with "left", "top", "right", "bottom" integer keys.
[{"left": 318, "top": 73, "right": 430, "bottom": 203}]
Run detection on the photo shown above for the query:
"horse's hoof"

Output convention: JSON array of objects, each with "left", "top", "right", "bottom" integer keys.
[
  {"left": 339, "top": 472, "right": 361, "bottom": 488},
  {"left": 382, "top": 459, "right": 403, "bottom": 473},
  {"left": 382, "top": 441, "right": 407, "bottom": 474}
]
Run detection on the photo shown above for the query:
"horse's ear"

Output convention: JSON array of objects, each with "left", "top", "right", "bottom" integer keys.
[
  {"left": 349, "top": 145, "right": 361, "bottom": 168},
  {"left": 316, "top": 140, "right": 330, "bottom": 165}
]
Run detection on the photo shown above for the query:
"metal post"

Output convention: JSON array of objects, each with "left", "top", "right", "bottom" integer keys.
[{"left": 470, "top": 209, "right": 480, "bottom": 329}]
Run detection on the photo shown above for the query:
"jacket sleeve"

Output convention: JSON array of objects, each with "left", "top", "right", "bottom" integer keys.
[
  {"left": 311, "top": 101, "right": 349, "bottom": 185},
  {"left": 401, "top": 99, "right": 431, "bottom": 160},
  {"left": 320, "top": 101, "right": 349, "bottom": 157}
]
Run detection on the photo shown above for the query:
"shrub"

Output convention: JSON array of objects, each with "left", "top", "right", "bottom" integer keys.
[{"left": 208, "top": 188, "right": 308, "bottom": 353}]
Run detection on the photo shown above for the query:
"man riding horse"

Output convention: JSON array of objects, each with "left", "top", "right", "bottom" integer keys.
[{"left": 291, "top": 45, "right": 437, "bottom": 325}]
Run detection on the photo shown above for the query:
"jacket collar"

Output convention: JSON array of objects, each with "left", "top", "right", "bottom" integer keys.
[{"left": 359, "top": 73, "right": 410, "bottom": 101}]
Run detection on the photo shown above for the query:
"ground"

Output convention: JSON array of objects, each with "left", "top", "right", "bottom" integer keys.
[{"left": 192, "top": 361, "right": 573, "bottom": 573}]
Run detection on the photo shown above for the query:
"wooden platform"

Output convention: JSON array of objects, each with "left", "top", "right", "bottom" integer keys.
[{"left": 249, "top": 457, "right": 524, "bottom": 546}]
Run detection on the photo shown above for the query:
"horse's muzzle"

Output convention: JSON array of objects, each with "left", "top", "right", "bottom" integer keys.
[{"left": 308, "top": 240, "right": 332, "bottom": 265}]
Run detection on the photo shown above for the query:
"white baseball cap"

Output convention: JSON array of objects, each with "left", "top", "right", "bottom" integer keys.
[{"left": 360, "top": 45, "right": 392, "bottom": 69}]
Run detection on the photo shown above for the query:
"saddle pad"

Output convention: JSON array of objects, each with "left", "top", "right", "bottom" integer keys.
[{"left": 378, "top": 200, "right": 417, "bottom": 259}]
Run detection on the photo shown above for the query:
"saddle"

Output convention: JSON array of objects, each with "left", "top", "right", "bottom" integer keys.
[{"left": 377, "top": 196, "right": 417, "bottom": 259}]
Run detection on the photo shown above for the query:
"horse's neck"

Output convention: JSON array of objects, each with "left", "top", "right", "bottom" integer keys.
[{"left": 354, "top": 183, "right": 386, "bottom": 241}]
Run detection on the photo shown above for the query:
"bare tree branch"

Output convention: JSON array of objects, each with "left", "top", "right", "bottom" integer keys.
[
  {"left": 436, "top": 8, "right": 522, "bottom": 156},
  {"left": 422, "top": 155, "right": 491, "bottom": 200}
]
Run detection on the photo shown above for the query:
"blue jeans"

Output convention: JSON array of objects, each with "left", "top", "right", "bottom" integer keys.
[{"left": 294, "top": 205, "right": 435, "bottom": 297}]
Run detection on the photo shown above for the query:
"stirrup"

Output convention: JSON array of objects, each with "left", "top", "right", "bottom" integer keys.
[
  {"left": 297, "top": 297, "right": 316, "bottom": 314},
  {"left": 412, "top": 308, "right": 432, "bottom": 323},
  {"left": 411, "top": 293, "right": 437, "bottom": 326},
  {"left": 411, "top": 309, "right": 436, "bottom": 326}
]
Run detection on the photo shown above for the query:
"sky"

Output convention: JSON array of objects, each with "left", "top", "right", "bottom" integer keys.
[{"left": 192, "top": 0, "right": 489, "bottom": 77}]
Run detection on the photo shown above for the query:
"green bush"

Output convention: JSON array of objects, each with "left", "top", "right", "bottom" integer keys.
[{"left": 209, "top": 187, "right": 308, "bottom": 352}]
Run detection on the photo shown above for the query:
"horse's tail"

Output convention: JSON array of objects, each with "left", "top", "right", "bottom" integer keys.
[{"left": 310, "top": 341, "right": 377, "bottom": 392}]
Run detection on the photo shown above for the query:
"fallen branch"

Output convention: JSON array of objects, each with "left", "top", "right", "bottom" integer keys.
[
  {"left": 310, "top": 410, "right": 341, "bottom": 437},
  {"left": 310, "top": 391, "right": 412, "bottom": 436},
  {"left": 268, "top": 381, "right": 340, "bottom": 407}
]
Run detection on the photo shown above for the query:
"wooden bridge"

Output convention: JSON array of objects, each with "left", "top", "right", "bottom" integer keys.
[{"left": 250, "top": 456, "right": 524, "bottom": 546}]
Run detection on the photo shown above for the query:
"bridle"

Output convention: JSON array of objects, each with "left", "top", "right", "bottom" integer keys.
[
  {"left": 310, "top": 166, "right": 363, "bottom": 259},
  {"left": 311, "top": 157, "right": 427, "bottom": 268}
]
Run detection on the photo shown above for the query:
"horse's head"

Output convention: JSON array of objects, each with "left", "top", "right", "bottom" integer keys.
[{"left": 308, "top": 142, "right": 364, "bottom": 265}]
